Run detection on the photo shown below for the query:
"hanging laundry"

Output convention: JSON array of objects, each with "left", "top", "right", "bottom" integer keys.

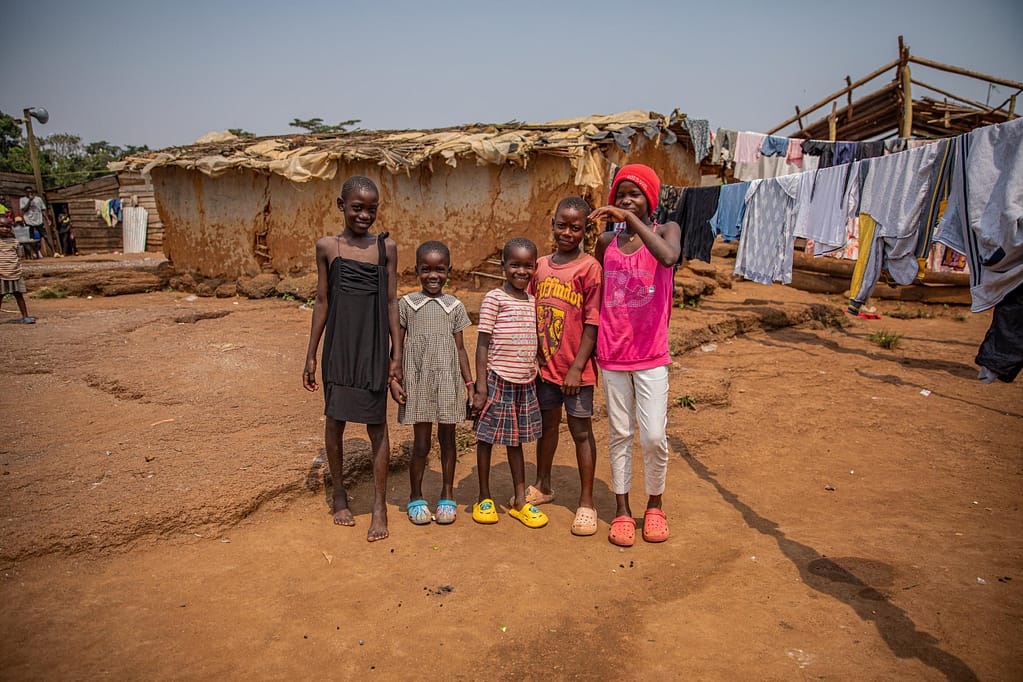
[
  {"left": 794, "top": 162, "right": 860, "bottom": 256},
  {"left": 734, "top": 175, "right": 801, "bottom": 285},
  {"left": 936, "top": 117, "right": 1023, "bottom": 314},
  {"left": 859, "top": 143, "right": 942, "bottom": 239},
  {"left": 906, "top": 138, "right": 936, "bottom": 149},
  {"left": 653, "top": 184, "right": 685, "bottom": 226},
  {"left": 785, "top": 138, "right": 804, "bottom": 166},
  {"left": 847, "top": 213, "right": 926, "bottom": 313},
  {"left": 96, "top": 199, "right": 112, "bottom": 227},
  {"left": 709, "top": 181, "right": 750, "bottom": 242},
  {"left": 833, "top": 141, "right": 859, "bottom": 165},
  {"left": 801, "top": 140, "right": 835, "bottom": 168},
  {"left": 712, "top": 128, "right": 738, "bottom": 164},
  {"left": 884, "top": 139, "right": 909, "bottom": 155},
  {"left": 682, "top": 118, "right": 711, "bottom": 164},
  {"left": 912, "top": 138, "right": 956, "bottom": 271},
  {"left": 854, "top": 140, "right": 886, "bottom": 161},
  {"left": 734, "top": 153, "right": 818, "bottom": 182},
  {"left": 760, "top": 135, "right": 789, "bottom": 157},
  {"left": 733, "top": 132, "right": 767, "bottom": 165},
  {"left": 671, "top": 185, "right": 721, "bottom": 264}
]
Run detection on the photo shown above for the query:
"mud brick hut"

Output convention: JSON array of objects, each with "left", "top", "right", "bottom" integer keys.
[{"left": 114, "top": 110, "right": 705, "bottom": 280}]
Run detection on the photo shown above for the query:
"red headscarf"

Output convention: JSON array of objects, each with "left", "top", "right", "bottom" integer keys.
[{"left": 608, "top": 164, "right": 661, "bottom": 218}]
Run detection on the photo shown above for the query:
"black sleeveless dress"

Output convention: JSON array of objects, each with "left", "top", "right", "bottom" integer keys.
[{"left": 321, "top": 233, "right": 389, "bottom": 424}]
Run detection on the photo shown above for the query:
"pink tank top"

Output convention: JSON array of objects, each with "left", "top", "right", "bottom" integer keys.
[{"left": 596, "top": 235, "right": 673, "bottom": 371}]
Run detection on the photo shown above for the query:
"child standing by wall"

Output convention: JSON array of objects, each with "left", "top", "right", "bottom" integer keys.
[
  {"left": 472, "top": 238, "right": 547, "bottom": 529},
  {"left": 591, "top": 164, "right": 681, "bottom": 547},
  {"left": 391, "top": 240, "right": 474, "bottom": 525},
  {"left": 303, "top": 176, "right": 401, "bottom": 543},
  {"left": 528, "top": 197, "right": 603, "bottom": 536},
  {"left": 0, "top": 215, "right": 35, "bottom": 323}
]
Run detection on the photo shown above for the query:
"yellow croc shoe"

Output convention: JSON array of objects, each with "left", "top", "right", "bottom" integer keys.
[
  {"left": 472, "top": 499, "right": 499, "bottom": 524},
  {"left": 509, "top": 503, "right": 548, "bottom": 529}
]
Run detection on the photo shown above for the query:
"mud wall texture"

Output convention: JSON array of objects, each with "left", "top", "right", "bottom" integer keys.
[{"left": 153, "top": 136, "right": 700, "bottom": 279}]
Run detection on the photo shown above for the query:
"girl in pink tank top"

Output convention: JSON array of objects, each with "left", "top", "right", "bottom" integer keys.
[{"left": 591, "top": 164, "right": 681, "bottom": 548}]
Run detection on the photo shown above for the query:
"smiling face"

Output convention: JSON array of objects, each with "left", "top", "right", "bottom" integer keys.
[
  {"left": 336, "top": 187, "right": 379, "bottom": 235},
  {"left": 614, "top": 180, "right": 649, "bottom": 219},
  {"left": 552, "top": 207, "right": 586, "bottom": 255},
  {"left": 502, "top": 244, "right": 537, "bottom": 291},
  {"left": 417, "top": 249, "right": 449, "bottom": 296},
  {"left": 0, "top": 215, "right": 12, "bottom": 238}
]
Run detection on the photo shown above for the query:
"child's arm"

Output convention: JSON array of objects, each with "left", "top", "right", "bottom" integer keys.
[
  {"left": 562, "top": 323, "right": 597, "bottom": 395},
  {"left": 384, "top": 237, "right": 403, "bottom": 385},
  {"left": 472, "top": 332, "right": 491, "bottom": 413},
  {"left": 454, "top": 329, "right": 474, "bottom": 403},
  {"left": 593, "top": 231, "right": 615, "bottom": 267},
  {"left": 589, "top": 205, "right": 681, "bottom": 267},
  {"left": 303, "top": 238, "right": 331, "bottom": 391},
  {"left": 389, "top": 324, "right": 408, "bottom": 404}
]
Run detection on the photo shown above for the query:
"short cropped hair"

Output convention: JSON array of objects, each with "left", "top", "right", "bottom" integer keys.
[
  {"left": 416, "top": 240, "right": 450, "bottom": 267},
  {"left": 502, "top": 237, "right": 538, "bottom": 262},
  {"left": 555, "top": 196, "right": 591, "bottom": 217},
  {"left": 339, "top": 175, "right": 378, "bottom": 201}
]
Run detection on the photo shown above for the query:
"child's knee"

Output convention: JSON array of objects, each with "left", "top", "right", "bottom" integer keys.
[{"left": 639, "top": 431, "right": 667, "bottom": 454}]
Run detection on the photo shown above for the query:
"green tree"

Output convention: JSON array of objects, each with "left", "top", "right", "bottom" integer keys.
[
  {"left": 0, "top": 110, "right": 149, "bottom": 188},
  {"left": 288, "top": 117, "right": 361, "bottom": 134},
  {"left": 227, "top": 128, "right": 255, "bottom": 137}
]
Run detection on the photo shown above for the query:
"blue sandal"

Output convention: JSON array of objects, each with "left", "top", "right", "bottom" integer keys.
[
  {"left": 407, "top": 499, "right": 431, "bottom": 525},
  {"left": 434, "top": 499, "right": 457, "bottom": 525}
]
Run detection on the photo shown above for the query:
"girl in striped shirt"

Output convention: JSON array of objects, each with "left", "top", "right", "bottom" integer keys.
[{"left": 471, "top": 238, "right": 547, "bottom": 529}]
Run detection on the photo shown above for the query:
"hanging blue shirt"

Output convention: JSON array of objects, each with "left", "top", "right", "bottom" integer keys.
[
  {"left": 709, "top": 181, "right": 750, "bottom": 242},
  {"left": 760, "top": 135, "right": 789, "bottom": 157}
]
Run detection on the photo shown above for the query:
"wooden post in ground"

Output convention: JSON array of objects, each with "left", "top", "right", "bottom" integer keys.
[{"left": 828, "top": 102, "right": 838, "bottom": 141}]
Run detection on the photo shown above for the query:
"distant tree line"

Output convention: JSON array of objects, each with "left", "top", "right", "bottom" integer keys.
[{"left": 0, "top": 110, "right": 149, "bottom": 189}]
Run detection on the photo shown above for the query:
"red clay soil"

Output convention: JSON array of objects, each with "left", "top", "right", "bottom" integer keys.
[{"left": 0, "top": 278, "right": 1020, "bottom": 680}]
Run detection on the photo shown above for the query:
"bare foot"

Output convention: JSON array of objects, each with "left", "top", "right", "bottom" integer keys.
[
  {"left": 332, "top": 492, "right": 355, "bottom": 526},
  {"left": 367, "top": 503, "right": 389, "bottom": 542}
]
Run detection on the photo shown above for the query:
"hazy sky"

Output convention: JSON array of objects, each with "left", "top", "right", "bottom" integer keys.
[{"left": 1, "top": 0, "right": 1020, "bottom": 150}]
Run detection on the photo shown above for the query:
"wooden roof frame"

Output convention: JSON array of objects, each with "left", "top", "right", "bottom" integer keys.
[{"left": 768, "top": 36, "right": 1021, "bottom": 141}]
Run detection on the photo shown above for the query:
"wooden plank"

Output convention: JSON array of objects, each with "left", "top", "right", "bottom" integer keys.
[
  {"left": 908, "top": 54, "right": 1023, "bottom": 91},
  {"left": 766, "top": 58, "right": 901, "bottom": 134}
]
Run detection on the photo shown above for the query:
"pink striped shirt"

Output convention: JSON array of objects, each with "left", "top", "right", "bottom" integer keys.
[{"left": 477, "top": 288, "right": 538, "bottom": 383}]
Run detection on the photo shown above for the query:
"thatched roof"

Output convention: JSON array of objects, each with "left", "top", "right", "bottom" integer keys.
[{"left": 112, "top": 110, "right": 696, "bottom": 188}]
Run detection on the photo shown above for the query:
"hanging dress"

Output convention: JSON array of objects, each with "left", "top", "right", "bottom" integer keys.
[{"left": 322, "top": 233, "right": 390, "bottom": 424}]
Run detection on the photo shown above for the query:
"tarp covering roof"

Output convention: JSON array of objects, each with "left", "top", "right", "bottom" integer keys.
[{"left": 111, "top": 110, "right": 695, "bottom": 188}]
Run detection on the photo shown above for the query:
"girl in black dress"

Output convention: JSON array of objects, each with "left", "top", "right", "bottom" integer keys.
[{"left": 303, "top": 176, "right": 401, "bottom": 542}]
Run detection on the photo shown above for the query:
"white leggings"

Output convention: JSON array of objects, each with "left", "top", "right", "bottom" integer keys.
[{"left": 602, "top": 365, "right": 670, "bottom": 496}]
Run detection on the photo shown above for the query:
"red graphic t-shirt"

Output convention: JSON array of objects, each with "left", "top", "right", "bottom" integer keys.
[{"left": 529, "top": 254, "right": 602, "bottom": 386}]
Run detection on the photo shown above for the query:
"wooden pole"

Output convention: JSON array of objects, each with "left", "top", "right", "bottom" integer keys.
[
  {"left": 828, "top": 102, "right": 838, "bottom": 141},
  {"left": 911, "top": 77, "right": 1000, "bottom": 112},
  {"left": 22, "top": 109, "right": 62, "bottom": 256},
  {"left": 794, "top": 106, "right": 804, "bottom": 131},
  {"left": 899, "top": 37, "right": 913, "bottom": 138},
  {"left": 766, "top": 58, "right": 901, "bottom": 134},
  {"left": 845, "top": 76, "right": 853, "bottom": 122},
  {"left": 908, "top": 55, "right": 1023, "bottom": 91},
  {"left": 1011, "top": 95, "right": 1017, "bottom": 117}
]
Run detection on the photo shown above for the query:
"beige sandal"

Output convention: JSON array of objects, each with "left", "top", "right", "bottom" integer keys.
[{"left": 571, "top": 506, "right": 598, "bottom": 536}]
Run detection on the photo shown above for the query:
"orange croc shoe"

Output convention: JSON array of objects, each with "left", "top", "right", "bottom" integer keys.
[
  {"left": 642, "top": 508, "right": 669, "bottom": 543},
  {"left": 608, "top": 516, "right": 636, "bottom": 547}
]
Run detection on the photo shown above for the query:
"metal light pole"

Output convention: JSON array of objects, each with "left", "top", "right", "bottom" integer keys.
[{"left": 22, "top": 107, "right": 62, "bottom": 256}]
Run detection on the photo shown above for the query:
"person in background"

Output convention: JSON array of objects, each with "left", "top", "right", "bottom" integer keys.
[
  {"left": 0, "top": 214, "right": 36, "bottom": 323},
  {"left": 57, "top": 213, "right": 78, "bottom": 256},
  {"left": 19, "top": 186, "right": 54, "bottom": 257}
]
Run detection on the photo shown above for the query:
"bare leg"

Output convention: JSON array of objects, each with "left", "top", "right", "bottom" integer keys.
[
  {"left": 324, "top": 417, "right": 354, "bottom": 526},
  {"left": 477, "top": 441, "right": 493, "bottom": 502},
  {"left": 567, "top": 415, "right": 595, "bottom": 509},
  {"left": 409, "top": 422, "right": 432, "bottom": 502},
  {"left": 366, "top": 423, "right": 390, "bottom": 542},
  {"left": 507, "top": 444, "right": 527, "bottom": 509},
  {"left": 647, "top": 494, "right": 662, "bottom": 510},
  {"left": 533, "top": 406, "right": 561, "bottom": 496},
  {"left": 615, "top": 493, "right": 631, "bottom": 519},
  {"left": 13, "top": 293, "right": 29, "bottom": 318},
  {"left": 436, "top": 423, "right": 456, "bottom": 501}
]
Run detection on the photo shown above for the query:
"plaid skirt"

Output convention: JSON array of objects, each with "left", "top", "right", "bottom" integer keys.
[
  {"left": 1, "top": 278, "right": 26, "bottom": 294},
  {"left": 474, "top": 370, "right": 541, "bottom": 446}
]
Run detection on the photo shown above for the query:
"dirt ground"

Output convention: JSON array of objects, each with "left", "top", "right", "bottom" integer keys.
[{"left": 1, "top": 267, "right": 1021, "bottom": 680}]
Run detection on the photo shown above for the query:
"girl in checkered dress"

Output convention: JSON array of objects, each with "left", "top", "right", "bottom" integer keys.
[{"left": 391, "top": 241, "right": 474, "bottom": 525}]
